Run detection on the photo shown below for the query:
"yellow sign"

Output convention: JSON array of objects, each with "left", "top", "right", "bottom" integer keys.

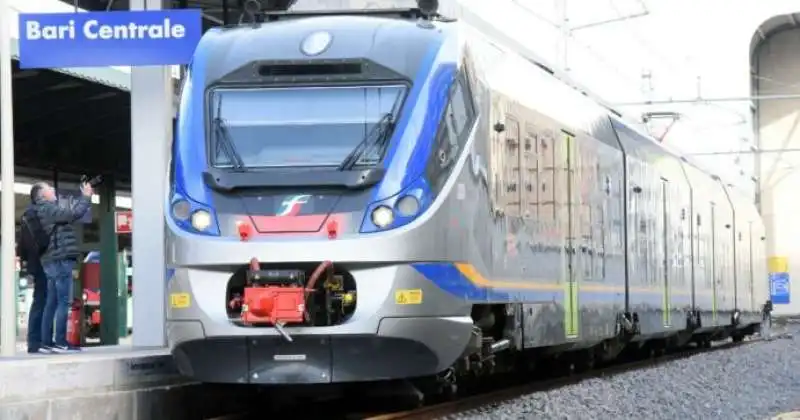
[
  {"left": 395, "top": 289, "right": 423, "bottom": 305},
  {"left": 170, "top": 293, "right": 191, "bottom": 309},
  {"left": 768, "top": 256, "right": 789, "bottom": 273}
]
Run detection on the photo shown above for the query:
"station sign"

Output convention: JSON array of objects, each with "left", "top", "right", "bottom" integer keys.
[
  {"left": 770, "top": 272, "right": 791, "bottom": 305},
  {"left": 115, "top": 211, "right": 132, "bottom": 234},
  {"left": 18, "top": 10, "right": 203, "bottom": 69}
]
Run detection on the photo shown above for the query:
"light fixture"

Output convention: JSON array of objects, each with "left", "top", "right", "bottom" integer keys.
[
  {"left": 396, "top": 195, "right": 420, "bottom": 217},
  {"left": 301, "top": 31, "right": 332, "bottom": 56},
  {"left": 191, "top": 210, "right": 212, "bottom": 231},
  {"left": 172, "top": 200, "right": 190, "bottom": 221},
  {"left": 371, "top": 206, "right": 394, "bottom": 228}
]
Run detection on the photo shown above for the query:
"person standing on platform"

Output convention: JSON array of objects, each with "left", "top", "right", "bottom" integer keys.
[
  {"left": 33, "top": 181, "right": 93, "bottom": 353},
  {"left": 17, "top": 186, "right": 52, "bottom": 354}
]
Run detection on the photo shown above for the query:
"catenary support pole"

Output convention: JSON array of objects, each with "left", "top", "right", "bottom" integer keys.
[
  {"left": 0, "top": 0, "right": 18, "bottom": 357},
  {"left": 130, "top": 0, "right": 172, "bottom": 347}
]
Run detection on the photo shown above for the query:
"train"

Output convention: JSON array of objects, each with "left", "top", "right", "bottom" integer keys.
[{"left": 165, "top": 1, "right": 770, "bottom": 394}]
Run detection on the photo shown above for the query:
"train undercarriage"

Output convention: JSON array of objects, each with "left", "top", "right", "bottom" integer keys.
[
  {"left": 205, "top": 258, "right": 766, "bottom": 408},
  {"left": 406, "top": 302, "right": 766, "bottom": 404}
]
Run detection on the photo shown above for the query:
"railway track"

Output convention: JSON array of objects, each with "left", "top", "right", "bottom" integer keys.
[
  {"left": 202, "top": 336, "right": 764, "bottom": 420},
  {"left": 360, "top": 337, "right": 763, "bottom": 420}
]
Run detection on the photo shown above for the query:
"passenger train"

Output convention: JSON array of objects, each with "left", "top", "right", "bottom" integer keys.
[{"left": 165, "top": 2, "right": 769, "bottom": 392}]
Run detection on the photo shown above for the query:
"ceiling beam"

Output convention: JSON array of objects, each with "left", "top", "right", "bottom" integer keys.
[{"left": 16, "top": 94, "right": 127, "bottom": 126}]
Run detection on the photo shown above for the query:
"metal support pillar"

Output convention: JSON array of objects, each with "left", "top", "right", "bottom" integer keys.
[
  {"left": 0, "top": 0, "right": 18, "bottom": 357},
  {"left": 99, "top": 176, "right": 119, "bottom": 345},
  {"left": 130, "top": 0, "right": 171, "bottom": 347}
]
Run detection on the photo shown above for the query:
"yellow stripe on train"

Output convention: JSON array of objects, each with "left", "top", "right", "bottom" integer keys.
[{"left": 454, "top": 262, "right": 704, "bottom": 296}]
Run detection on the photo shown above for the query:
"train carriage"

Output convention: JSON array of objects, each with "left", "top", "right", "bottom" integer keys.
[{"left": 165, "top": 3, "right": 768, "bottom": 389}]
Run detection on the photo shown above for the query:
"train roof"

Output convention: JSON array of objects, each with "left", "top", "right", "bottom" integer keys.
[
  {"left": 193, "top": 6, "right": 740, "bottom": 193},
  {"left": 196, "top": 8, "right": 453, "bottom": 85},
  {"left": 453, "top": 7, "right": 729, "bottom": 179},
  {"left": 608, "top": 114, "right": 726, "bottom": 181}
]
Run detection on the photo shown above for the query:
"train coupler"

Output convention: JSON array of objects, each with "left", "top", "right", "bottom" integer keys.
[{"left": 238, "top": 258, "right": 309, "bottom": 341}]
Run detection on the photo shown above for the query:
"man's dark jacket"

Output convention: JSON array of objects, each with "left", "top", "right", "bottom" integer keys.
[{"left": 33, "top": 196, "right": 91, "bottom": 263}]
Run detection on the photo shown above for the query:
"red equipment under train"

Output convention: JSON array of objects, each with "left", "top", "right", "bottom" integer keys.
[{"left": 229, "top": 258, "right": 333, "bottom": 327}]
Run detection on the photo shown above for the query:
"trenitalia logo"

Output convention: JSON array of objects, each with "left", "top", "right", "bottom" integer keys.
[{"left": 277, "top": 195, "right": 311, "bottom": 216}]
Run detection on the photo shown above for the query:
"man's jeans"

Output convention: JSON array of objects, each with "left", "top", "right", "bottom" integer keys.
[
  {"left": 26, "top": 263, "right": 47, "bottom": 351},
  {"left": 42, "top": 259, "right": 76, "bottom": 348}
]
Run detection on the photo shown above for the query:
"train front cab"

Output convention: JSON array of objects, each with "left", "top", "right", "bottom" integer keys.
[{"left": 165, "top": 19, "right": 486, "bottom": 385}]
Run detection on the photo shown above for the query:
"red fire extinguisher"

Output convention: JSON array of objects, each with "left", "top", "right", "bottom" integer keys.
[{"left": 67, "top": 298, "right": 82, "bottom": 347}]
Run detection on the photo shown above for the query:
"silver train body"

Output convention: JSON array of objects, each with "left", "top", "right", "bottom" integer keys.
[{"left": 165, "top": 9, "right": 768, "bottom": 385}]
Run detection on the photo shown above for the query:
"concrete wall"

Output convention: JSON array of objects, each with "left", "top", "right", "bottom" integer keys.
[{"left": 755, "top": 28, "right": 800, "bottom": 316}]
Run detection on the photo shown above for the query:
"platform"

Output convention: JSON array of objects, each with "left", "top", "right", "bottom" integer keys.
[
  {"left": 0, "top": 345, "right": 197, "bottom": 419},
  {"left": 0, "top": 344, "right": 260, "bottom": 419}
]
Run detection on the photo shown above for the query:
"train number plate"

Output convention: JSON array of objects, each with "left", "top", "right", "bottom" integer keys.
[
  {"left": 169, "top": 293, "right": 191, "bottom": 309},
  {"left": 395, "top": 289, "right": 423, "bottom": 305}
]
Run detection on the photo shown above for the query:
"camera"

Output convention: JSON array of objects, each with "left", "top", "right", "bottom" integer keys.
[{"left": 80, "top": 174, "right": 104, "bottom": 188}]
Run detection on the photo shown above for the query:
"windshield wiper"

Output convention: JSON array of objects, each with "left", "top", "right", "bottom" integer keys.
[
  {"left": 337, "top": 113, "right": 394, "bottom": 171},
  {"left": 338, "top": 90, "right": 405, "bottom": 171},
  {"left": 213, "top": 95, "right": 245, "bottom": 171}
]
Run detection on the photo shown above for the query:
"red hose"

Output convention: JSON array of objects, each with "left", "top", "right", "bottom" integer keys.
[
  {"left": 303, "top": 261, "right": 333, "bottom": 323},
  {"left": 307, "top": 260, "right": 333, "bottom": 291}
]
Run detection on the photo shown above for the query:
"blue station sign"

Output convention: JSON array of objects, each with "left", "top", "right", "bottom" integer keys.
[
  {"left": 770, "top": 272, "right": 791, "bottom": 305},
  {"left": 18, "top": 10, "right": 202, "bottom": 69}
]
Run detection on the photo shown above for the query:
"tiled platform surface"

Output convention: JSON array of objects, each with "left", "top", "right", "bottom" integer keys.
[{"left": 0, "top": 345, "right": 249, "bottom": 420}]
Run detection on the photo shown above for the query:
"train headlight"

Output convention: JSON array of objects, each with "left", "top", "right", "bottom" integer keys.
[
  {"left": 371, "top": 206, "right": 394, "bottom": 228},
  {"left": 82, "top": 292, "right": 87, "bottom": 302},
  {"left": 191, "top": 210, "right": 212, "bottom": 231},
  {"left": 395, "top": 195, "right": 420, "bottom": 217},
  {"left": 172, "top": 200, "right": 191, "bottom": 221}
]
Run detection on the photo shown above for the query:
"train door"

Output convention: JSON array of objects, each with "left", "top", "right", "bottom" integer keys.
[
  {"left": 710, "top": 202, "right": 718, "bottom": 324},
  {"left": 660, "top": 178, "right": 671, "bottom": 327},
  {"left": 693, "top": 208, "right": 702, "bottom": 311},
  {"left": 561, "top": 129, "right": 579, "bottom": 339}
]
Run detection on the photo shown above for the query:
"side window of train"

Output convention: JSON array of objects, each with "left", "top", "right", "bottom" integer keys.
[
  {"left": 425, "top": 70, "right": 477, "bottom": 192},
  {"left": 449, "top": 70, "right": 476, "bottom": 145}
]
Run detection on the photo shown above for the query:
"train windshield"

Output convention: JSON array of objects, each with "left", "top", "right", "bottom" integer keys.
[{"left": 209, "top": 85, "right": 407, "bottom": 169}]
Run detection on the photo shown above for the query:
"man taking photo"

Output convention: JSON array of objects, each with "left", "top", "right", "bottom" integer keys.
[{"left": 31, "top": 181, "right": 93, "bottom": 353}]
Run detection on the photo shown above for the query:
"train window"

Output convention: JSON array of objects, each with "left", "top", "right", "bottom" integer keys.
[
  {"left": 503, "top": 117, "right": 521, "bottom": 215},
  {"left": 523, "top": 124, "right": 539, "bottom": 218},
  {"left": 449, "top": 86, "right": 468, "bottom": 139},
  {"left": 457, "top": 67, "right": 477, "bottom": 118},
  {"left": 449, "top": 70, "right": 476, "bottom": 145},
  {"left": 425, "top": 71, "right": 477, "bottom": 192},
  {"left": 209, "top": 84, "right": 407, "bottom": 168}
]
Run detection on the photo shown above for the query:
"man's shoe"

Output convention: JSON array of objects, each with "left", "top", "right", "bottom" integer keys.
[{"left": 52, "top": 345, "right": 81, "bottom": 353}]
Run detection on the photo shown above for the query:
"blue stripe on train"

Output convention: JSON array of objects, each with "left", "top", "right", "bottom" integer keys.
[{"left": 412, "top": 263, "right": 692, "bottom": 307}]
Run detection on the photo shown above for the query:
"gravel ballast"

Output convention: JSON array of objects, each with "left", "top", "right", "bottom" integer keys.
[{"left": 451, "top": 324, "right": 800, "bottom": 420}]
